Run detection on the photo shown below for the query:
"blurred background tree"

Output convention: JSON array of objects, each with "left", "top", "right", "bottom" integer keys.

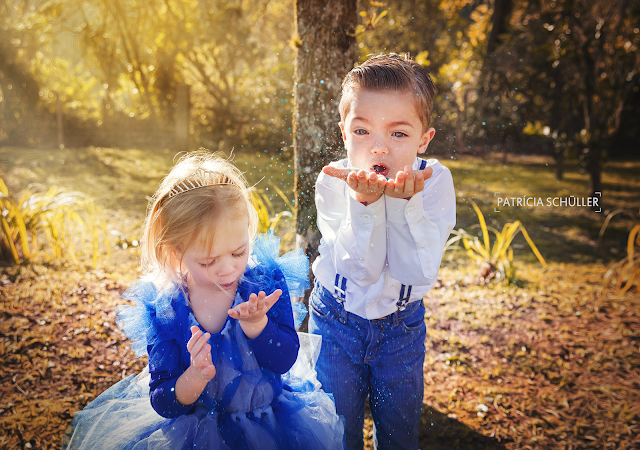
[
  {"left": 1, "top": 0, "right": 296, "bottom": 152},
  {"left": 1, "top": 0, "right": 638, "bottom": 191}
]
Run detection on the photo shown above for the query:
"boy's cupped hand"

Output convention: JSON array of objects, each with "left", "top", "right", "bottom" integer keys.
[
  {"left": 322, "top": 166, "right": 387, "bottom": 205},
  {"left": 323, "top": 165, "right": 433, "bottom": 201},
  {"left": 384, "top": 165, "right": 433, "bottom": 199},
  {"left": 187, "top": 326, "right": 217, "bottom": 382}
]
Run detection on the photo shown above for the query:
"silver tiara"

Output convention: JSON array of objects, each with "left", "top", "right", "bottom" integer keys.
[{"left": 166, "top": 168, "right": 235, "bottom": 199}]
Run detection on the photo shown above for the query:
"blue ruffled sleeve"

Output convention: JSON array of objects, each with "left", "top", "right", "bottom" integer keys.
[{"left": 117, "top": 281, "right": 193, "bottom": 418}]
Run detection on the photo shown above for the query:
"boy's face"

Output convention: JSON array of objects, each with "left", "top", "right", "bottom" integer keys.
[{"left": 340, "top": 89, "right": 435, "bottom": 179}]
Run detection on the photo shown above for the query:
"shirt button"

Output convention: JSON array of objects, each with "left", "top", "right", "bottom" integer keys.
[
  {"left": 407, "top": 207, "right": 415, "bottom": 215},
  {"left": 362, "top": 214, "right": 371, "bottom": 222}
]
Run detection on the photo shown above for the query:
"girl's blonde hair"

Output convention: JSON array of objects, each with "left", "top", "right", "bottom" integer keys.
[{"left": 141, "top": 151, "right": 258, "bottom": 284}]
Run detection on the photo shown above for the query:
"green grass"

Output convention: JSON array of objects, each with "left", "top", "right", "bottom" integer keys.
[
  {"left": 0, "top": 147, "right": 296, "bottom": 243},
  {"left": 447, "top": 154, "right": 640, "bottom": 265},
  {"left": 1, "top": 147, "right": 638, "bottom": 268}
]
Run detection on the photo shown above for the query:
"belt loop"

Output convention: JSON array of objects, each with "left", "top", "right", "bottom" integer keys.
[
  {"left": 393, "top": 311, "right": 399, "bottom": 327},
  {"left": 339, "top": 308, "right": 348, "bottom": 325}
]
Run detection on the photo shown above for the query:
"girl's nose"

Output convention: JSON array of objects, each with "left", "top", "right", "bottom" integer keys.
[{"left": 213, "top": 257, "right": 234, "bottom": 277}]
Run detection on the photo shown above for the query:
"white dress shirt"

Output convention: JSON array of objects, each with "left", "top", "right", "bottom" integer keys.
[{"left": 312, "top": 157, "right": 456, "bottom": 320}]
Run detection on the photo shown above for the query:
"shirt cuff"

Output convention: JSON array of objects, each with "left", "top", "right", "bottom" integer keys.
[
  {"left": 385, "top": 194, "right": 423, "bottom": 225},
  {"left": 348, "top": 192, "right": 385, "bottom": 228},
  {"left": 317, "top": 170, "right": 346, "bottom": 195}
]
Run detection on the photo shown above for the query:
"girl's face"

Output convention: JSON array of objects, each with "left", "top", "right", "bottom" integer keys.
[{"left": 179, "top": 214, "right": 251, "bottom": 295}]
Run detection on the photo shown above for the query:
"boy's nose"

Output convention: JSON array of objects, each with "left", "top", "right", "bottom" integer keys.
[{"left": 371, "top": 138, "right": 389, "bottom": 154}]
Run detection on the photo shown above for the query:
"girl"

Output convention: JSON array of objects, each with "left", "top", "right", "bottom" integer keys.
[{"left": 64, "top": 153, "right": 344, "bottom": 450}]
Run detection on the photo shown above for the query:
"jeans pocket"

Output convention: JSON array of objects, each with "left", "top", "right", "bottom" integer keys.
[
  {"left": 310, "top": 295, "right": 333, "bottom": 319},
  {"left": 400, "top": 305, "right": 426, "bottom": 334},
  {"left": 401, "top": 317, "right": 425, "bottom": 333}
]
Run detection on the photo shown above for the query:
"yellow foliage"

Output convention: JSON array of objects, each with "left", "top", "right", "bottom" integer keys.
[
  {"left": 605, "top": 225, "right": 640, "bottom": 294},
  {"left": 446, "top": 201, "right": 547, "bottom": 283},
  {"left": 0, "top": 178, "right": 108, "bottom": 266},
  {"left": 248, "top": 183, "right": 296, "bottom": 250}
]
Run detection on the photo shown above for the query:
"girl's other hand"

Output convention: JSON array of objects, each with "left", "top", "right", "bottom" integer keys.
[
  {"left": 186, "top": 326, "right": 216, "bottom": 382},
  {"left": 228, "top": 289, "right": 282, "bottom": 339}
]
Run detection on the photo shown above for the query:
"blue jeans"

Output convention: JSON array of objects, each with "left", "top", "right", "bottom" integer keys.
[{"left": 308, "top": 282, "right": 427, "bottom": 450}]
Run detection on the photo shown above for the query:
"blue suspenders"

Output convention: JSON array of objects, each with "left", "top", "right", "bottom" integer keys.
[
  {"left": 397, "top": 284, "right": 413, "bottom": 311},
  {"left": 334, "top": 273, "right": 347, "bottom": 303},
  {"left": 334, "top": 274, "right": 413, "bottom": 311}
]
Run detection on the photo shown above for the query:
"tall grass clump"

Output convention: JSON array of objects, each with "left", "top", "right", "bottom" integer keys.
[
  {"left": 604, "top": 224, "right": 640, "bottom": 294},
  {"left": 445, "top": 200, "right": 547, "bottom": 284},
  {"left": 0, "top": 178, "right": 108, "bottom": 266},
  {"left": 248, "top": 182, "right": 296, "bottom": 250},
  {"left": 599, "top": 208, "right": 640, "bottom": 294}
]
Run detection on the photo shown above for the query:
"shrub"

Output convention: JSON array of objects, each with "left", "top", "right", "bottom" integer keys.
[
  {"left": 0, "top": 178, "right": 107, "bottom": 265},
  {"left": 445, "top": 200, "right": 547, "bottom": 284}
]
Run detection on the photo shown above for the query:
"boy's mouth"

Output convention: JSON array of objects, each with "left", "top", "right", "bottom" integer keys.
[{"left": 371, "top": 164, "right": 389, "bottom": 177}]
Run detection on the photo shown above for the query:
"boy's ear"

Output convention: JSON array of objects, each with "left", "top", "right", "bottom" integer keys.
[
  {"left": 339, "top": 121, "right": 347, "bottom": 142},
  {"left": 417, "top": 127, "right": 436, "bottom": 154}
]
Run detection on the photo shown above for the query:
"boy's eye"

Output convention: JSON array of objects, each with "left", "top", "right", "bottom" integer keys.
[
  {"left": 354, "top": 129, "right": 368, "bottom": 135},
  {"left": 200, "top": 261, "right": 215, "bottom": 268},
  {"left": 392, "top": 131, "right": 408, "bottom": 138}
]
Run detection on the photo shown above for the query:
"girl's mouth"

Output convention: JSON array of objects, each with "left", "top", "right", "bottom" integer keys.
[
  {"left": 220, "top": 280, "right": 237, "bottom": 290},
  {"left": 371, "top": 164, "right": 389, "bottom": 177}
]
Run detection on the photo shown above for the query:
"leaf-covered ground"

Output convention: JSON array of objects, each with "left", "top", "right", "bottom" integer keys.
[
  {"left": 1, "top": 147, "right": 639, "bottom": 449},
  {"left": 0, "top": 261, "right": 146, "bottom": 449},
  {"left": 360, "top": 261, "right": 640, "bottom": 450},
  {"left": 2, "top": 259, "right": 638, "bottom": 449}
]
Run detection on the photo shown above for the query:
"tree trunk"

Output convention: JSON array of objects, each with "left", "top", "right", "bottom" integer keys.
[
  {"left": 487, "top": 0, "right": 513, "bottom": 54},
  {"left": 587, "top": 145, "right": 602, "bottom": 196},
  {"left": 56, "top": 92, "right": 64, "bottom": 149},
  {"left": 175, "top": 83, "right": 190, "bottom": 152},
  {"left": 554, "top": 147, "right": 564, "bottom": 181},
  {"left": 293, "top": 0, "right": 357, "bottom": 270}
]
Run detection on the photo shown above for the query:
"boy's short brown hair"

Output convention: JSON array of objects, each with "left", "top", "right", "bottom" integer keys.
[{"left": 339, "top": 53, "right": 436, "bottom": 131}]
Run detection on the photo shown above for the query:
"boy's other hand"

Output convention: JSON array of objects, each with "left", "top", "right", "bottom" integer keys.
[
  {"left": 322, "top": 166, "right": 387, "bottom": 205},
  {"left": 384, "top": 165, "right": 433, "bottom": 199}
]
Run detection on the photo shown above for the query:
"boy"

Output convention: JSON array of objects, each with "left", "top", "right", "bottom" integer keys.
[{"left": 308, "top": 53, "right": 456, "bottom": 450}]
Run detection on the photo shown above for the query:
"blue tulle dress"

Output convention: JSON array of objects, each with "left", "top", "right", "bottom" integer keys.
[{"left": 63, "top": 234, "right": 344, "bottom": 450}]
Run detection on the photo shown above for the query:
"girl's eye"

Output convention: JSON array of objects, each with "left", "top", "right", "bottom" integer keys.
[
  {"left": 354, "top": 129, "right": 368, "bottom": 135},
  {"left": 200, "top": 261, "right": 214, "bottom": 268},
  {"left": 392, "top": 131, "right": 408, "bottom": 138},
  {"left": 233, "top": 249, "right": 247, "bottom": 258}
]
